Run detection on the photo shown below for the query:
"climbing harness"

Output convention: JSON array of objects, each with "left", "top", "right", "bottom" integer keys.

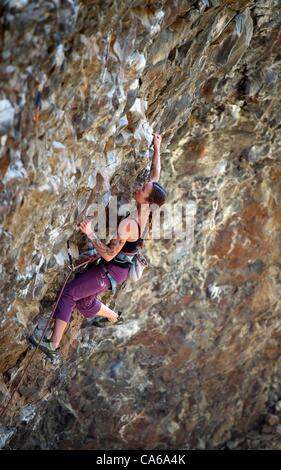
[
  {"left": 113, "top": 250, "right": 138, "bottom": 265},
  {"left": 0, "top": 251, "right": 100, "bottom": 420},
  {"left": 97, "top": 258, "right": 119, "bottom": 295}
]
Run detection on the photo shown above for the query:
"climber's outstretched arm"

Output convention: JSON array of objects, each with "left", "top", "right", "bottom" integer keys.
[
  {"left": 79, "top": 219, "right": 129, "bottom": 262},
  {"left": 149, "top": 133, "right": 162, "bottom": 183}
]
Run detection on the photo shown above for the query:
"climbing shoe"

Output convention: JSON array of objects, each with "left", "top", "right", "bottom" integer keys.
[
  {"left": 29, "top": 335, "right": 60, "bottom": 360},
  {"left": 91, "top": 310, "right": 123, "bottom": 328}
]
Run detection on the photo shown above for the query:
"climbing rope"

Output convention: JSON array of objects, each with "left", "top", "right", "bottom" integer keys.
[
  {"left": 2, "top": 2, "right": 143, "bottom": 421},
  {"left": 0, "top": 252, "right": 100, "bottom": 420}
]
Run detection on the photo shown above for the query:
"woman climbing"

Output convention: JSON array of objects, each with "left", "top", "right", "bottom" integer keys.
[{"left": 29, "top": 133, "right": 167, "bottom": 359}]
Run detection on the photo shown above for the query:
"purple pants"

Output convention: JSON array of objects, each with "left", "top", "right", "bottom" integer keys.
[{"left": 53, "top": 261, "right": 129, "bottom": 323}]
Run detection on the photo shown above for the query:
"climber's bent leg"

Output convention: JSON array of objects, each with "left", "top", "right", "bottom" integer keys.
[
  {"left": 51, "top": 318, "right": 68, "bottom": 349},
  {"left": 53, "top": 264, "right": 111, "bottom": 324},
  {"left": 76, "top": 296, "right": 118, "bottom": 322},
  {"left": 94, "top": 302, "right": 119, "bottom": 322}
]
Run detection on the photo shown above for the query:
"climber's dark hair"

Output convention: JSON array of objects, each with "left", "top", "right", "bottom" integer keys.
[
  {"left": 147, "top": 181, "right": 167, "bottom": 207},
  {"left": 143, "top": 182, "right": 167, "bottom": 242}
]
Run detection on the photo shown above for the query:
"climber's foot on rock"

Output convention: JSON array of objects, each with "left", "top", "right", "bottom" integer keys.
[
  {"left": 91, "top": 311, "right": 123, "bottom": 328},
  {"left": 29, "top": 334, "right": 60, "bottom": 361}
]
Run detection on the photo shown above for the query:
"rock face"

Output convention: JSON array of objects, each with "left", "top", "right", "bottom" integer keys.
[{"left": 1, "top": 0, "right": 281, "bottom": 450}]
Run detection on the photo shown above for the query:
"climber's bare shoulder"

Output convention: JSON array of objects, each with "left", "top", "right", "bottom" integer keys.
[{"left": 117, "top": 217, "right": 139, "bottom": 242}]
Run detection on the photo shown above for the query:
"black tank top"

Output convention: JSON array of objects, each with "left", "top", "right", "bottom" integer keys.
[
  {"left": 122, "top": 219, "right": 142, "bottom": 253},
  {"left": 110, "top": 218, "right": 142, "bottom": 268}
]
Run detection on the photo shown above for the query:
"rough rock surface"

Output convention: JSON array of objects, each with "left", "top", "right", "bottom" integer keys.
[{"left": 1, "top": 0, "right": 281, "bottom": 450}]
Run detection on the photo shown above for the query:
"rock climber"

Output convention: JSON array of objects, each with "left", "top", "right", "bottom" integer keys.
[{"left": 30, "top": 133, "right": 167, "bottom": 359}]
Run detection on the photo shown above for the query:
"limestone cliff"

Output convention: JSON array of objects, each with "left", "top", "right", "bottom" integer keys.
[{"left": 1, "top": 0, "right": 281, "bottom": 450}]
